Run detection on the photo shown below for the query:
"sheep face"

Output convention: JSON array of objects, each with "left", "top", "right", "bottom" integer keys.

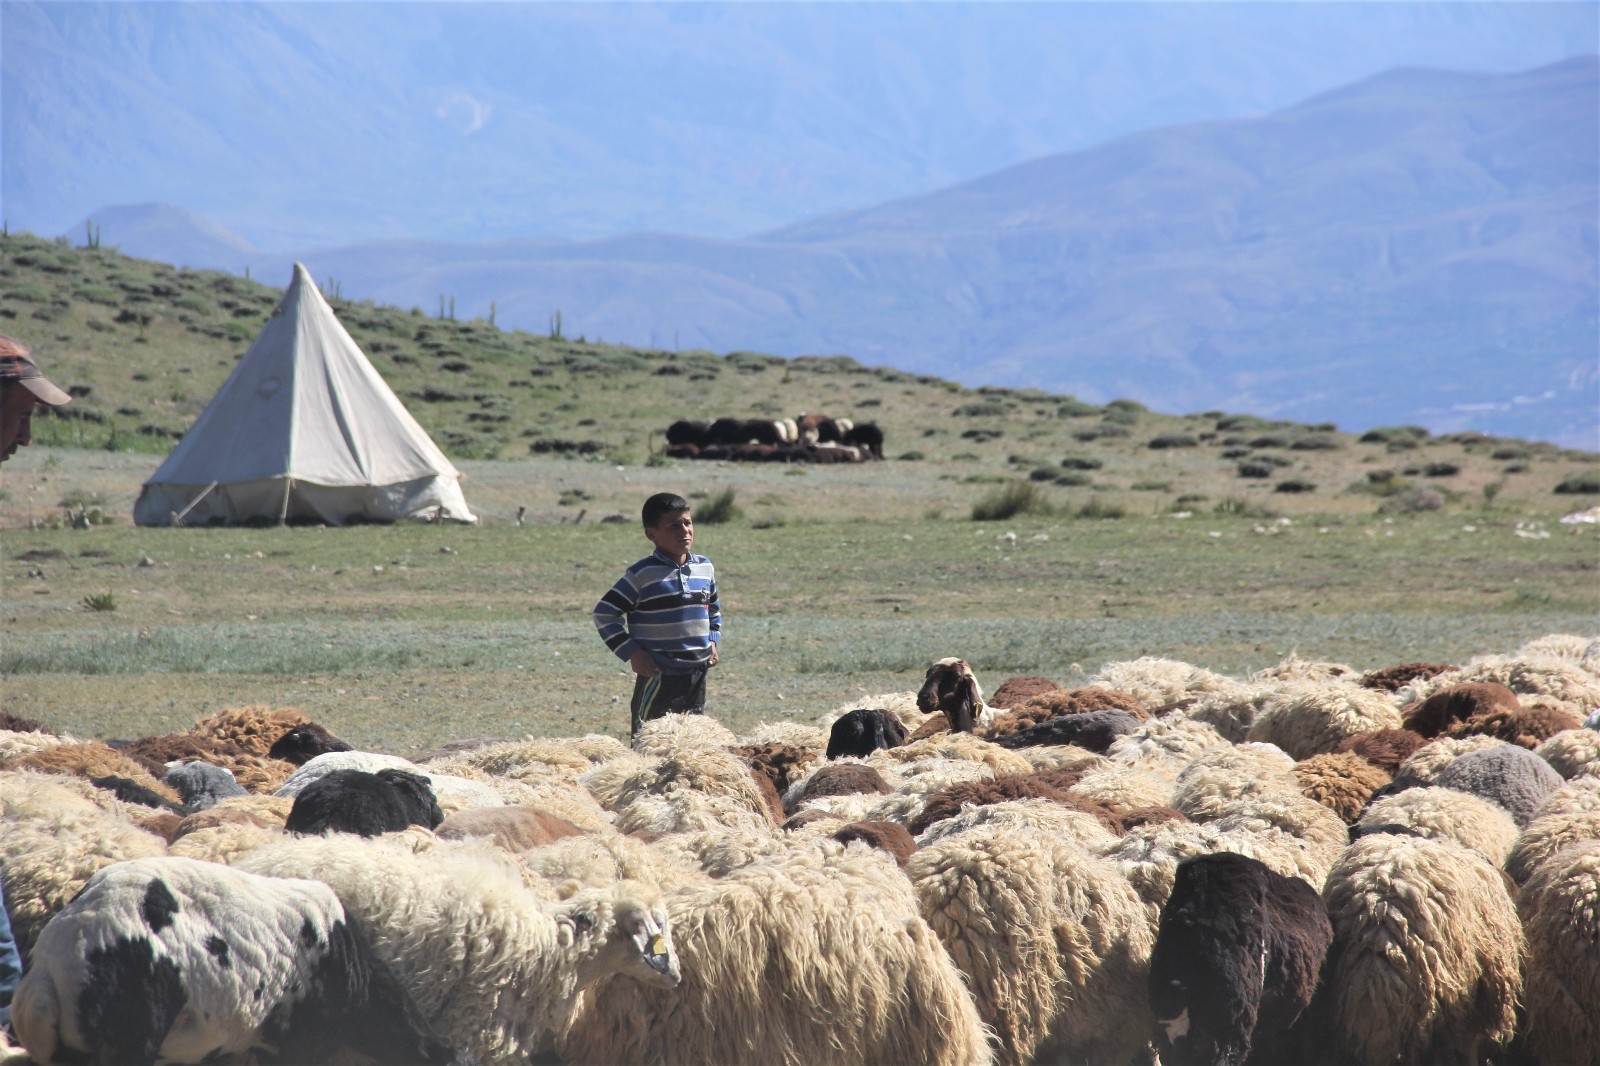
[
  {"left": 562, "top": 886, "right": 681, "bottom": 993},
  {"left": 918, "top": 658, "right": 985, "bottom": 734}
]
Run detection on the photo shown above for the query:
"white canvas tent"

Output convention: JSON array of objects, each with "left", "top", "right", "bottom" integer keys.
[{"left": 134, "top": 263, "right": 477, "bottom": 526}]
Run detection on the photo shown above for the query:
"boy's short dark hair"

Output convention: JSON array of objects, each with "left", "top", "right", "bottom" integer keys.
[{"left": 642, "top": 492, "right": 691, "bottom": 528}]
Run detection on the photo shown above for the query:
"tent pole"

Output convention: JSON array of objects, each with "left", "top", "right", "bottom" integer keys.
[
  {"left": 279, "top": 477, "right": 293, "bottom": 526},
  {"left": 172, "top": 482, "right": 219, "bottom": 527}
]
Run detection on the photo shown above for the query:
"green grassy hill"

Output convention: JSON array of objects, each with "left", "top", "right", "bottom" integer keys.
[{"left": 2, "top": 229, "right": 1596, "bottom": 528}]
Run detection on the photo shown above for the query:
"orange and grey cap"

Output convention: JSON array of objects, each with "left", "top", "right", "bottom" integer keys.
[{"left": 0, "top": 335, "right": 71, "bottom": 406}]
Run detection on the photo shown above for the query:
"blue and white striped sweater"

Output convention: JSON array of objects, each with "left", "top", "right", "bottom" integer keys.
[{"left": 594, "top": 549, "right": 720, "bottom": 672}]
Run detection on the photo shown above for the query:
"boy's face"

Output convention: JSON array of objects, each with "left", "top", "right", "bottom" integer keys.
[{"left": 645, "top": 509, "right": 694, "bottom": 561}]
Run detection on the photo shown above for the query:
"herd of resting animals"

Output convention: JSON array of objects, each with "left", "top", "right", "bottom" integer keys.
[{"left": 1, "top": 635, "right": 1599, "bottom": 1066}]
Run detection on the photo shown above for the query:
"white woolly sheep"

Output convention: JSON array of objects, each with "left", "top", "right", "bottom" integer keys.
[
  {"left": 1320, "top": 833, "right": 1522, "bottom": 1066},
  {"left": 1, "top": 782, "right": 168, "bottom": 955},
  {"left": 560, "top": 843, "right": 993, "bottom": 1066},
  {"left": 1504, "top": 810, "right": 1600, "bottom": 884},
  {"left": 1088, "top": 656, "right": 1244, "bottom": 709},
  {"left": 1354, "top": 785, "right": 1521, "bottom": 866},
  {"left": 11, "top": 856, "right": 455, "bottom": 1065},
  {"left": 909, "top": 825, "right": 1155, "bottom": 1066},
  {"left": 1536, "top": 726, "right": 1600, "bottom": 779},
  {"left": 0, "top": 727, "right": 74, "bottom": 764},
  {"left": 1183, "top": 685, "right": 1288, "bottom": 743},
  {"left": 1069, "top": 762, "right": 1178, "bottom": 812},
  {"left": 1533, "top": 775, "right": 1600, "bottom": 819},
  {"left": 914, "top": 797, "right": 1118, "bottom": 851},
  {"left": 1172, "top": 744, "right": 1298, "bottom": 812},
  {"left": 1245, "top": 682, "right": 1402, "bottom": 760},
  {"left": 1517, "top": 632, "right": 1599, "bottom": 662},
  {"left": 631, "top": 713, "right": 740, "bottom": 755},
  {"left": 865, "top": 730, "right": 1033, "bottom": 776},
  {"left": 1517, "top": 840, "right": 1600, "bottom": 1066},
  {"left": 236, "top": 834, "right": 680, "bottom": 1065},
  {"left": 1106, "top": 714, "right": 1229, "bottom": 771},
  {"left": 518, "top": 830, "right": 709, "bottom": 895},
  {"left": 1249, "top": 652, "right": 1359, "bottom": 683},
  {"left": 738, "top": 719, "right": 831, "bottom": 754}
]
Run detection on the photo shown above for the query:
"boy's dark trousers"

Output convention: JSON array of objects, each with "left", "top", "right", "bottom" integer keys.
[{"left": 631, "top": 667, "right": 708, "bottom": 737}]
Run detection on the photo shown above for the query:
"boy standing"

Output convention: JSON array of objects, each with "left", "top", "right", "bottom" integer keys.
[{"left": 594, "top": 493, "right": 721, "bottom": 737}]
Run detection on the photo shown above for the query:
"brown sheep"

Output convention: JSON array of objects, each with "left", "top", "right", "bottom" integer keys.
[
  {"left": 1118, "top": 806, "right": 1190, "bottom": 830},
  {"left": 1443, "top": 702, "right": 1583, "bottom": 749},
  {"left": 171, "top": 795, "right": 295, "bottom": 840},
  {"left": 190, "top": 705, "right": 313, "bottom": 755},
  {"left": 1332, "top": 728, "right": 1428, "bottom": 775},
  {"left": 1359, "top": 661, "right": 1455, "bottom": 692},
  {"left": 988, "top": 675, "right": 1062, "bottom": 709},
  {"left": 115, "top": 732, "right": 295, "bottom": 794},
  {"left": 785, "top": 763, "right": 895, "bottom": 814},
  {"left": 830, "top": 820, "right": 918, "bottom": 866},
  {"left": 907, "top": 767, "right": 1121, "bottom": 836},
  {"left": 4, "top": 742, "right": 183, "bottom": 805},
  {"left": 730, "top": 741, "right": 818, "bottom": 795},
  {"left": 435, "top": 806, "right": 590, "bottom": 851},
  {"left": 1293, "top": 752, "right": 1393, "bottom": 824},
  {"left": 1402, "top": 682, "right": 1520, "bottom": 738},
  {"left": 913, "top": 658, "right": 987, "bottom": 736},
  {"left": 1017, "top": 686, "right": 1149, "bottom": 721}
]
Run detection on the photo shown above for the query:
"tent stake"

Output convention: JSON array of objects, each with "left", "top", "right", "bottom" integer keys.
[{"left": 279, "top": 477, "right": 293, "bottom": 526}]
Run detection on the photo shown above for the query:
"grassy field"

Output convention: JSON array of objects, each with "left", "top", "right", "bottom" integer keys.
[
  {"left": 2, "top": 234, "right": 1597, "bottom": 753},
  {"left": 3, "top": 447, "right": 1596, "bottom": 754}
]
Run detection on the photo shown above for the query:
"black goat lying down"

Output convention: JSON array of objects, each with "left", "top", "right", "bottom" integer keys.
[
  {"left": 284, "top": 768, "right": 444, "bottom": 837},
  {"left": 994, "top": 709, "right": 1142, "bottom": 753},
  {"left": 1148, "top": 852, "right": 1332, "bottom": 1066}
]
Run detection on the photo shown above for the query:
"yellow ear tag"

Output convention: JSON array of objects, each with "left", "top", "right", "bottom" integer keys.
[{"left": 649, "top": 933, "right": 667, "bottom": 955}]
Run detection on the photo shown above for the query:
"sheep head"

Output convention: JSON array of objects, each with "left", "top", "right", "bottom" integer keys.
[
  {"left": 560, "top": 881, "right": 680, "bottom": 992},
  {"left": 917, "top": 658, "right": 990, "bottom": 734}
]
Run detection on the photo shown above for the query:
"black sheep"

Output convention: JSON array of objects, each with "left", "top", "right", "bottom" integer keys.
[
  {"left": 994, "top": 709, "right": 1141, "bottom": 753},
  {"left": 826, "top": 708, "right": 909, "bottom": 760},
  {"left": 268, "top": 722, "right": 355, "bottom": 765},
  {"left": 88, "top": 774, "right": 187, "bottom": 815},
  {"left": 285, "top": 768, "right": 444, "bottom": 837},
  {"left": 1148, "top": 852, "right": 1332, "bottom": 1066}
]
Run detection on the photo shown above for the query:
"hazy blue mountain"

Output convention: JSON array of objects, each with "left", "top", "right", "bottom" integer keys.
[
  {"left": 80, "top": 204, "right": 259, "bottom": 272},
  {"left": 252, "top": 57, "right": 1597, "bottom": 448},
  {"left": 6, "top": 1, "right": 1596, "bottom": 246}
]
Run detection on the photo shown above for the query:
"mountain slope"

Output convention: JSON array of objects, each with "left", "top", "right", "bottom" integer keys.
[{"left": 269, "top": 57, "right": 1598, "bottom": 447}]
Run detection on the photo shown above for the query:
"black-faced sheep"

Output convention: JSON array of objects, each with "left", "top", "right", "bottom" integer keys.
[
  {"left": 994, "top": 708, "right": 1142, "bottom": 753},
  {"left": 1432, "top": 741, "right": 1564, "bottom": 827},
  {"left": 162, "top": 761, "right": 249, "bottom": 811},
  {"left": 825, "top": 708, "right": 908, "bottom": 759},
  {"left": 1319, "top": 833, "right": 1522, "bottom": 1066},
  {"left": 266, "top": 721, "right": 355, "bottom": 765},
  {"left": 283, "top": 768, "right": 444, "bottom": 837},
  {"left": 1148, "top": 852, "right": 1332, "bottom": 1066},
  {"left": 1517, "top": 840, "right": 1600, "bottom": 1066},
  {"left": 11, "top": 856, "right": 457, "bottom": 1066},
  {"left": 829, "top": 819, "right": 918, "bottom": 865},
  {"left": 237, "top": 834, "right": 680, "bottom": 1064},
  {"left": 561, "top": 846, "right": 990, "bottom": 1066}
]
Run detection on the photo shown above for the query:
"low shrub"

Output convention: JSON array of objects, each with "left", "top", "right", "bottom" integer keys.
[
  {"left": 972, "top": 481, "right": 1052, "bottom": 521},
  {"left": 1060, "top": 456, "right": 1103, "bottom": 470},
  {"left": 697, "top": 487, "right": 742, "bottom": 524},
  {"left": 1379, "top": 486, "right": 1445, "bottom": 513},
  {"left": 1147, "top": 433, "right": 1198, "bottom": 449},
  {"left": 1554, "top": 471, "right": 1600, "bottom": 495},
  {"left": 1074, "top": 497, "right": 1127, "bottom": 520},
  {"left": 1274, "top": 479, "right": 1317, "bottom": 494}
]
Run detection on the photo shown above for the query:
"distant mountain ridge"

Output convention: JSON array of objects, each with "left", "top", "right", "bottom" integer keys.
[{"left": 70, "top": 56, "right": 1600, "bottom": 448}]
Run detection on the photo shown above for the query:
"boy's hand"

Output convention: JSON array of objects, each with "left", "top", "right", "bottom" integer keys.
[
  {"left": 708, "top": 645, "right": 719, "bottom": 668},
  {"left": 629, "top": 649, "right": 659, "bottom": 677}
]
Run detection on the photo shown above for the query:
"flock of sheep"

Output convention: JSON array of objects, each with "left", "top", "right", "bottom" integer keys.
[{"left": 1, "top": 633, "right": 1598, "bottom": 1066}]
